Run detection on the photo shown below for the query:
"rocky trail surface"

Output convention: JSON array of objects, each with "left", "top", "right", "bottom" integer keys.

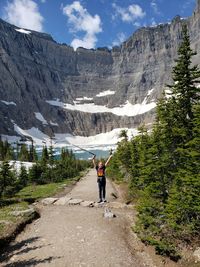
[{"left": 0, "top": 169, "right": 179, "bottom": 267}]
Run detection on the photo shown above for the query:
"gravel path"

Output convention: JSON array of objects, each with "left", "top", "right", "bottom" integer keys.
[{"left": 0, "top": 169, "right": 171, "bottom": 267}]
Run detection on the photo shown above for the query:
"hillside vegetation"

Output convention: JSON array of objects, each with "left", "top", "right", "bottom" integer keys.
[{"left": 107, "top": 25, "right": 200, "bottom": 260}]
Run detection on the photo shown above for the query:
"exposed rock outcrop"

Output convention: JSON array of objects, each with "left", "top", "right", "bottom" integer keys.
[{"left": 0, "top": 0, "right": 199, "bottom": 137}]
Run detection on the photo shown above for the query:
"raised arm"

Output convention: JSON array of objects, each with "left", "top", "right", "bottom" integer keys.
[
  {"left": 92, "top": 155, "right": 96, "bottom": 168},
  {"left": 105, "top": 154, "right": 112, "bottom": 167}
]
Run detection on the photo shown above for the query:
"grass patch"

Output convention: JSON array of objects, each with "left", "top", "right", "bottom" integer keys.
[
  {"left": 0, "top": 202, "right": 31, "bottom": 237},
  {"left": 0, "top": 202, "right": 29, "bottom": 223},
  {"left": 16, "top": 178, "right": 75, "bottom": 201}
]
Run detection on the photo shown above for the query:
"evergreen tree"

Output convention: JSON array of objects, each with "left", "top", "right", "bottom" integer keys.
[
  {"left": 167, "top": 24, "right": 200, "bottom": 142},
  {"left": 41, "top": 146, "right": 49, "bottom": 163},
  {"left": 0, "top": 139, "right": 3, "bottom": 160},
  {"left": 0, "top": 140, "right": 15, "bottom": 160},
  {"left": 18, "top": 164, "right": 28, "bottom": 189},
  {"left": 29, "top": 143, "right": 38, "bottom": 162},
  {"left": 0, "top": 161, "right": 16, "bottom": 197},
  {"left": 18, "top": 144, "right": 30, "bottom": 161},
  {"left": 29, "top": 162, "right": 44, "bottom": 184},
  {"left": 165, "top": 103, "right": 200, "bottom": 236},
  {"left": 119, "top": 129, "right": 128, "bottom": 141},
  {"left": 48, "top": 144, "right": 54, "bottom": 165},
  {"left": 129, "top": 138, "right": 140, "bottom": 192}
]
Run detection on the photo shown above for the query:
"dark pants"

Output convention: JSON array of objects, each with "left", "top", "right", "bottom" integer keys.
[{"left": 98, "top": 177, "right": 106, "bottom": 201}]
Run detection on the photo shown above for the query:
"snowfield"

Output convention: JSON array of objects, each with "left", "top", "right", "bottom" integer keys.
[
  {"left": 3, "top": 123, "right": 138, "bottom": 150},
  {"left": 54, "top": 128, "right": 138, "bottom": 147},
  {"left": 15, "top": 28, "right": 31, "bottom": 34},
  {"left": 46, "top": 100, "right": 156, "bottom": 117}
]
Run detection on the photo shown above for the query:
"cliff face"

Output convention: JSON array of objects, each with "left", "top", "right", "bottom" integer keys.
[{"left": 0, "top": 1, "right": 200, "bottom": 138}]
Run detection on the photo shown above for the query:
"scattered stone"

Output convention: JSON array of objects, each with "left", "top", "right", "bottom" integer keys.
[
  {"left": 68, "top": 198, "right": 83, "bottom": 205},
  {"left": 193, "top": 248, "right": 200, "bottom": 262},
  {"left": 104, "top": 208, "right": 116, "bottom": 218},
  {"left": 80, "top": 201, "right": 94, "bottom": 207},
  {"left": 10, "top": 208, "right": 35, "bottom": 217},
  {"left": 54, "top": 197, "right": 72, "bottom": 205},
  {"left": 41, "top": 198, "right": 58, "bottom": 205}
]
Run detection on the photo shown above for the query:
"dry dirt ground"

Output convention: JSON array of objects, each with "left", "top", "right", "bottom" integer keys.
[{"left": 0, "top": 169, "right": 181, "bottom": 267}]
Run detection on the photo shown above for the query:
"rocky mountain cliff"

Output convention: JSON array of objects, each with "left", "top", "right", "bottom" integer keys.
[{"left": 0, "top": 0, "right": 200, "bottom": 140}]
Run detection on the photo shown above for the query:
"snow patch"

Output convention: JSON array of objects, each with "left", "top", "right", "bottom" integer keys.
[
  {"left": 50, "top": 121, "right": 58, "bottom": 126},
  {"left": 15, "top": 28, "right": 31, "bottom": 34},
  {"left": 7, "top": 161, "right": 34, "bottom": 173},
  {"left": 46, "top": 100, "right": 64, "bottom": 108},
  {"left": 46, "top": 100, "right": 156, "bottom": 117},
  {"left": 74, "top": 96, "right": 93, "bottom": 104},
  {"left": 76, "top": 97, "right": 93, "bottom": 101},
  {"left": 142, "top": 88, "right": 155, "bottom": 105},
  {"left": 14, "top": 124, "right": 50, "bottom": 146},
  {"left": 1, "top": 100, "right": 16, "bottom": 106},
  {"left": 147, "top": 88, "right": 154, "bottom": 97},
  {"left": 35, "top": 112, "right": 48, "bottom": 125},
  {"left": 96, "top": 90, "right": 116, "bottom": 97}
]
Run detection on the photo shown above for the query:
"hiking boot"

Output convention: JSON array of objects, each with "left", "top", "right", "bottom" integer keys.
[
  {"left": 97, "top": 200, "right": 103, "bottom": 203},
  {"left": 103, "top": 199, "right": 107, "bottom": 203}
]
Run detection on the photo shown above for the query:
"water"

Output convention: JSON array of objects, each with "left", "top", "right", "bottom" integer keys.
[{"left": 36, "top": 145, "right": 115, "bottom": 160}]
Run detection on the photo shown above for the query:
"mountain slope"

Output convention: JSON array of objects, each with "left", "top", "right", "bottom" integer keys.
[{"left": 0, "top": 0, "right": 199, "bottom": 141}]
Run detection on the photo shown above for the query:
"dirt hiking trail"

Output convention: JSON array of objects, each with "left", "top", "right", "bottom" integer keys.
[{"left": 0, "top": 169, "right": 179, "bottom": 267}]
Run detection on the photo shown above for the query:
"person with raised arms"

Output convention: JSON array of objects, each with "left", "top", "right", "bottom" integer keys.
[{"left": 92, "top": 152, "right": 113, "bottom": 203}]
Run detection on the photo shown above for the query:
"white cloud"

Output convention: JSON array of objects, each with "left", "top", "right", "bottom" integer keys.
[
  {"left": 133, "top": 22, "right": 141, "bottom": 27},
  {"left": 151, "top": 0, "right": 161, "bottom": 15},
  {"left": 112, "top": 32, "right": 126, "bottom": 47},
  {"left": 112, "top": 3, "right": 146, "bottom": 23},
  {"left": 62, "top": 1, "right": 102, "bottom": 50},
  {"left": 3, "top": 0, "right": 44, "bottom": 32},
  {"left": 150, "top": 17, "right": 157, "bottom": 26}
]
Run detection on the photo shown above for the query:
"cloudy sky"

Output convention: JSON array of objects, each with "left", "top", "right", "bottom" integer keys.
[{"left": 0, "top": 0, "right": 196, "bottom": 50}]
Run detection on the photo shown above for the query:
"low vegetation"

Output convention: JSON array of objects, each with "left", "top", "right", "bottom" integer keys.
[{"left": 0, "top": 145, "right": 89, "bottom": 240}]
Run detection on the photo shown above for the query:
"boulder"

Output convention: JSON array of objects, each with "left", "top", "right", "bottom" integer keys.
[
  {"left": 54, "top": 197, "right": 72, "bottom": 205},
  {"left": 41, "top": 198, "right": 58, "bottom": 205},
  {"left": 68, "top": 199, "right": 83, "bottom": 205},
  {"left": 10, "top": 208, "right": 35, "bottom": 217}
]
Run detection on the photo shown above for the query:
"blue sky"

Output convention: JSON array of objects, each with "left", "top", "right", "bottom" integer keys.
[{"left": 0, "top": 0, "right": 196, "bottom": 49}]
